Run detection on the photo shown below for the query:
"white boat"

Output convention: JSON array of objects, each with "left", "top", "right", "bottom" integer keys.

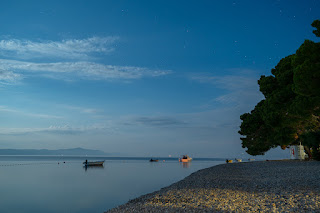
[{"left": 83, "top": 160, "right": 104, "bottom": 166}]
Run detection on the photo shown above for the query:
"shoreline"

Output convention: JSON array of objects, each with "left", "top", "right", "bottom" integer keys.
[{"left": 106, "top": 160, "right": 320, "bottom": 212}]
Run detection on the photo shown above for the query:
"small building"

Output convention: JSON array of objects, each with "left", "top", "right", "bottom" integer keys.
[{"left": 290, "top": 144, "right": 306, "bottom": 160}]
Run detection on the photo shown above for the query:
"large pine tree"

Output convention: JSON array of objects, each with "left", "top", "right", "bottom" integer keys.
[{"left": 239, "top": 20, "right": 320, "bottom": 159}]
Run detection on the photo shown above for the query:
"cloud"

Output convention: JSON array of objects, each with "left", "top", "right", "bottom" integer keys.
[
  {"left": 0, "top": 105, "right": 62, "bottom": 119},
  {"left": 0, "top": 124, "right": 116, "bottom": 136},
  {"left": 0, "top": 37, "right": 118, "bottom": 59},
  {"left": 0, "top": 69, "right": 22, "bottom": 85},
  {"left": 132, "top": 116, "right": 187, "bottom": 127},
  {"left": 0, "top": 37, "right": 171, "bottom": 82},
  {"left": 191, "top": 73, "right": 264, "bottom": 109},
  {"left": 60, "top": 105, "right": 100, "bottom": 114},
  {"left": 191, "top": 74, "right": 258, "bottom": 91},
  {"left": 0, "top": 126, "right": 79, "bottom": 135},
  {"left": 0, "top": 59, "right": 171, "bottom": 81},
  {"left": 44, "top": 125, "right": 87, "bottom": 135}
]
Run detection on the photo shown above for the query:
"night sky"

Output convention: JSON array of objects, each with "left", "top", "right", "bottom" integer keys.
[{"left": 0, "top": 0, "right": 319, "bottom": 158}]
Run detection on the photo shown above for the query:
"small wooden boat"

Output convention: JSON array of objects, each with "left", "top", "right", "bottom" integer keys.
[
  {"left": 83, "top": 160, "right": 104, "bottom": 166},
  {"left": 149, "top": 159, "right": 159, "bottom": 162},
  {"left": 235, "top": 158, "right": 242, "bottom": 162},
  {"left": 179, "top": 155, "right": 192, "bottom": 162}
]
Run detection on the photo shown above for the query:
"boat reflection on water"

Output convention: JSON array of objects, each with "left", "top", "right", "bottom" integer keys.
[
  {"left": 180, "top": 162, "right": 191, "bottom": 168},
  {"left": 83, "top": 164, "right": 104, "bottom": 171}
]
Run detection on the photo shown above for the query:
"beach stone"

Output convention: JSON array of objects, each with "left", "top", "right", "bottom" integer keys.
[{"left": 105, "top": 160, "right": 320, "bottom": 213}]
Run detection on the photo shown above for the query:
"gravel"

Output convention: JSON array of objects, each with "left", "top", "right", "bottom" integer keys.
[{"left": 105, "top": 160, "right": 320, "bottom": 213}]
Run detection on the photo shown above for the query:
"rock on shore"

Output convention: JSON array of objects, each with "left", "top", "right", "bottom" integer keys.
[{"left": 106, "top": 160, "right": 320, "bottom": 212}]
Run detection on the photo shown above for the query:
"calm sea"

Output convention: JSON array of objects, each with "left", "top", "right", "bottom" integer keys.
[{"left": 0, "top": 156, "right": 225, "bottom": 213}]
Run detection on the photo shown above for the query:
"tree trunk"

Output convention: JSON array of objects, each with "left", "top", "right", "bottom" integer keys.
[{"left": 304, "top": 146, "right": 312, "bottom": 159}]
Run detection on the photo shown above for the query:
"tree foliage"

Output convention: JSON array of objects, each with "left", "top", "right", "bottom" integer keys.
[{"left": 239, "top": 20, "right": 320, "bottom": 158}]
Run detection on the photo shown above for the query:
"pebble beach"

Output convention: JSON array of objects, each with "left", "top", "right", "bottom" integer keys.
[{"left": 106, "top": 160, "right": 320, "bottom": 212}]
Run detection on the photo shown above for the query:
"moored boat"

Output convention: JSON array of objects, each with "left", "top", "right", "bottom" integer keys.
[
  {"left": 149, "top": 159, "right": 159, "bottom": 162},
  {"left": 83, "top": 160, "right": 105, "bottom": 166},
  {"left": 179, "top": 155, "right": 192, "bottom": 162}
]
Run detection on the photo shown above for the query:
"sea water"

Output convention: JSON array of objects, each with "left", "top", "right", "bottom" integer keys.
[{"left": 0, "top": 156, "right": 224, "bottom": 213}]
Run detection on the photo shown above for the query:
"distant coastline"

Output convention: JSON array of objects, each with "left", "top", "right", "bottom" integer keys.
[{"left": 0, "top": 148, "right": 107, "bottom": 156}]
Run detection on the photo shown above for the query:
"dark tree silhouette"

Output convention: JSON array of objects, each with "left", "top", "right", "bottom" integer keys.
[{"left": 239, "top": 20, "right": 320, "bottom": 159}]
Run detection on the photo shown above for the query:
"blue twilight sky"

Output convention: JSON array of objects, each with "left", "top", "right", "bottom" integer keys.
[{"left": 0, "top": 0, "right": 319, "bottom": 158}]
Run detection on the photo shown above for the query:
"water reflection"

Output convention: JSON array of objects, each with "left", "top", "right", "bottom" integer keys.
[
  {"left": 83, "top": 165, "right": 104, "bottom": 171},
  {"left": 180, "top": 162, "right": 191, "bottom": 168},
  {"left": 0, "top": 156, "right": 224, "bottom": 213}
]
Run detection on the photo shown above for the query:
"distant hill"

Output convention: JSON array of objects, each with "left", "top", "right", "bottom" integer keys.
[{"left": 0, "top": 148, "right": 107, "bottom": 156}]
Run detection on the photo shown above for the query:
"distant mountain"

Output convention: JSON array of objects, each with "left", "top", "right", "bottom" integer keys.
[{"left": 0, "top": 148, "right": 107, "bottom": 156}]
